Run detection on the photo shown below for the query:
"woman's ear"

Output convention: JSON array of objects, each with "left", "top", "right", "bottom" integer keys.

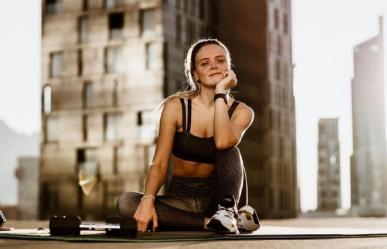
[{"left": 193, "top": 70, "right": 199, "bottom": 82}]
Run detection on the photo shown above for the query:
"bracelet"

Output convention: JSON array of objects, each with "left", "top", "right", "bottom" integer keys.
[
  {"left": 141, "top": 195, "right": 155, "bottom": 202},
  {"left": 214, "top": 93, "right": 227, "bottom": 104}
]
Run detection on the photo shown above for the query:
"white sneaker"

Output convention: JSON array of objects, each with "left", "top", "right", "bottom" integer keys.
[
  {"left": 206, "top": 195, "right": 239, "bottom": 234},
  {"left": 237, "top": 205, "right": 260, "bottom": 232}
]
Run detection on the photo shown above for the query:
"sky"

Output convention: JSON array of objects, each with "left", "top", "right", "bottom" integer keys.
[{"left": 1, "top": 0, "right": 387, "bottom": 211}]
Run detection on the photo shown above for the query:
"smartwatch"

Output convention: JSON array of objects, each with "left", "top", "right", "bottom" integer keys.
[{"left": 214, "top": 93, "right": 228, "bottom": 104}]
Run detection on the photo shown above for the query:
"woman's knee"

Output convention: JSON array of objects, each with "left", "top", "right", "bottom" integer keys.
[{"left": 115, "top": 192, "right": 142, "bottom": 217}]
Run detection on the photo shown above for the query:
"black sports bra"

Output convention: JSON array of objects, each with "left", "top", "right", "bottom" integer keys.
[{"left": 172, "top": 98, "right": 240, "bottom": 164}]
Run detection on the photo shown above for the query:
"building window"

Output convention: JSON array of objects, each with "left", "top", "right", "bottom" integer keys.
[
  {"left": 199, "top": 0, "right": 205, "bottom": 19},
  {"left": 83, "top": 81, "right": 93, "bottom": 109},
  {"left": 274, "top": 8, "right": 279, "bottom": 30},
  {"left": 113, "top": 80, "right": 119, "bottom": 107},
  {"left": 186, "top": 20, "right": 194, "bottom": 46},
  {"left": 46, "top": 0, "right": 63, "bottom": 15},
  {"left": 77, "top": 148, "right": 99, "bottom": 195},
  {"left": 275, "top": 60, "right": 281, "bottom": 80},
  {"left": 78, "top": 49, "right": 83, "bottom": 76},
  {"left": 277, "top": 36, "right": 282, "bottom": 56},
  {"left": 104, "top": 47, "right": 124, "bottom": 73},
  {"left": 140, "top": 9, "right": 157, "bottom": 36},
  {"left": 145, "top": 43, "right": 159, "bottom": 70},
  {"left": 104, "top": 0, "right": 123, "bottom": 9},
  {"left": 108, "top": 12, "right": 124, "bottom": 39},
  {"left": 104, "top": 113, "right": 121, "bottom": 142},
  {"left": 82, "top": 0, "right": 88, "bottom": 11},
  {"left": 175, "top": 14, "right": 181, "bottom": 43},
  {"left": 78, "top": 16, "right": 88, "bottom": 43},
  {"left": 137, "top": 110, "right": 157, "bottom": 142},
  {"left": 45, "top": 116, "right": 58, "bottom": 143},
  {"left": 283, "top": 13, "right": 288, "bottom": 34},
  {"left": 49, "top": 51, "right": 63, "bottom": 78},
  {"left": 43, "top": 85, "right": 52, "bottom": 114},
  {"left": 82, "top": 114, "right": 88, "bottom": 141}
]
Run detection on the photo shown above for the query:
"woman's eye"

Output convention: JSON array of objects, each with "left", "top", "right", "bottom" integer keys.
[{"left": 201, "top": 62, "right": 208, "bottom": 66}]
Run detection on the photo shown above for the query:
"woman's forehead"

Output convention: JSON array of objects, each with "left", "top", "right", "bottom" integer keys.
[{"left": 196, "top": 44, "right": 226, "bottom": 61}]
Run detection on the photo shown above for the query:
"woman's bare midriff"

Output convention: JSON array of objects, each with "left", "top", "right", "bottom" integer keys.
[{"left": 172, "top": 155, "right": 215, "bottom": 178}]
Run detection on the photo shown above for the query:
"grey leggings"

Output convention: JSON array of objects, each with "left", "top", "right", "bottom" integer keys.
[{"left": 116, "top": 147, "right": 247, "bottom": 230}]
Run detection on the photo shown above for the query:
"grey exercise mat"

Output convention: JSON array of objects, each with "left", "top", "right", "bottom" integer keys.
[{"left": 1, "top": 226, "right": 387, "bottom": 242}]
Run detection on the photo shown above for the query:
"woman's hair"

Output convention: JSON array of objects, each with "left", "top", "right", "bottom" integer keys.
[{"left": 157, "top": 38, "right": 233, "bottom": 109}]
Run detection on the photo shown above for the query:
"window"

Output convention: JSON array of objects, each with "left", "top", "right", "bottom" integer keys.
[
  {"left": 104, "top": 0, "right": 123, "bottom": 9},
  {"left": 45, "top": 116, "right": 58, "bottom": 143},
  {"left": 104, "top": 113, "right": 122, "bottom": 141},
  {"left": 108, "top": 12, "right": 124, "bottom": 39},
  {"left": 50, "top": 51, "right": 63, "bottom": 78},
  {"left": 175, "top": 14, "right": 181, "bottom": 43},
  {"left": 186, "top": 20, "right": 194, "bottom": 46},
  {"left": 83, "top": 81, "right": 93, "bottom": 109},
  {"left": 141, "top": 9, "right": 157, "bottom": 35},
  {"left": 82, "top": 114, "right": 88, "bottom": 141},
  {"left": 137, "top": 110, "right": 157, "bottom": 142},
  {"left": 82, "top": 0, "right": 88, "bottom": 11},
  {"left": 277, "top": 36, "right": 282, "bottom": 56},
  {"left": 113, "top": 80, "right": 119, "bottom": 106},
  {"left": 274, "top": 8, "right": 279, "bottom": 30},
  {"left": 78, "top": 16, "right": 88, "bottom": 43},
  {"left": 78, "top": 49, "right": 83, "bottom": 76},
  {"left": 283, "top": 13, "right": 288, "bottom": 34},
  {"left": 145, "top": 43, "right": 159, "bottom": 70},
  {"left": 46, "top": 0, "right": 63, "bottom": 15},
  {"left": 199, "top": 0, "right": 205, "bottom": 19},
  {"left": 77, "top": 148, "right": 99, "bottom": 195},
  {"left": 275, "top": 60, "right": 281, "bottom": 80},
  {"left": 104, "top": 47, "right": 124, "bottom": 73},
  {"left": 43, "top": 85, "right": 52, "bottom": 114}
]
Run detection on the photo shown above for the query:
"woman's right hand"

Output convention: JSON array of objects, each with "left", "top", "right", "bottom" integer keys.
[{"left": 133, "top": 197, "right": 158, "bottom": 232}]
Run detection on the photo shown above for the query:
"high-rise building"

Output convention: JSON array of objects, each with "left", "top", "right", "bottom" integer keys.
[
  {"left": 40, "top": 0, "right": 297, "bottom": 219},
  {"left": 15, "top": 157, "right": 39, "bottom": 220},
  {"left": 350, "top": 17, "right": 387, "bottom": 217},
  {"left": 317, "top": 118, "right": 341, "bottom": 211}
]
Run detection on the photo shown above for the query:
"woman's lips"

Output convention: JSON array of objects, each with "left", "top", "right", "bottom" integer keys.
[{"left": 209, "top": 72, "right": 223, "bottom": 77}]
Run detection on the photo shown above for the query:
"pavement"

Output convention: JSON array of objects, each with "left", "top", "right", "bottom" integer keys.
[{"left": 1, "top": 218, "right": 387, "bottom": 249}]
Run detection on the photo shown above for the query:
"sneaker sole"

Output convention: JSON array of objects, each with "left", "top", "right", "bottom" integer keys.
[{"left": 207, "top": 219, "right": 238, "bottom": 234}]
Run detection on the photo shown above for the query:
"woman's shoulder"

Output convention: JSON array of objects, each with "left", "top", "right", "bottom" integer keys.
[{"left": 234, "top": 100, "right": 254, "bottom": 114}]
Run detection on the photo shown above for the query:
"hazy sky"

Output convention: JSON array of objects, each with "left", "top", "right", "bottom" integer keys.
[{"left": 1, "top": 0, "right": 387, "bottom": 211}]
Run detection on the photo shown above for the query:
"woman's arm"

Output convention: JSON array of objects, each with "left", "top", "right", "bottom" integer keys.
[
  {"left": 213, "top": 70, "right": 255, "bottom": 150},
  {"left": 133, "top": 98, "right": 178, "bottom": 232}
]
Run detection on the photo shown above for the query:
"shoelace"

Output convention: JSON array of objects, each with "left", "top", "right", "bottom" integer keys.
[{"left": 218, "top": 206, "right": 237, "bottom": 219}]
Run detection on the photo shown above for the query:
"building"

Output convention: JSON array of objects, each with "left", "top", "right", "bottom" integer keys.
[
  {"left": 317, "top": 118, "right": 341, "bottom": 211},
  {"left": 350, "top": 17, "right": 387, "bottom": 217},
  {"left": 40, "top": 0, "right": 297, "bottom": 219},
  {"left": 214, "top": 0, "right": 298, "bottom": 218},
  {"left": 15, "top": 157, "right": 39, "bottom": 220}
]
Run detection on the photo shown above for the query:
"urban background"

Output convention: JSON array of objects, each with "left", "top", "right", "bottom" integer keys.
[{"left": 1, "top": 0, "right": 387, "bottom": 221}]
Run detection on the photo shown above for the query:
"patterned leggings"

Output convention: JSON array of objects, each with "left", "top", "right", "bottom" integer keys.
[{"left": 116, "top": 147, "right": 247, "bottom": 230}]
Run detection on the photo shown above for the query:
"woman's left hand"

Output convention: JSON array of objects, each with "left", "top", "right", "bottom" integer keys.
[{"left": 215, "top": 69, "right": 238, "bottom": 93}]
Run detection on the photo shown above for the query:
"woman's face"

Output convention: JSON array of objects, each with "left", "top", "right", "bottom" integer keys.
[{"left": 193, "top": 44, "right": 229, "bottom": 87}]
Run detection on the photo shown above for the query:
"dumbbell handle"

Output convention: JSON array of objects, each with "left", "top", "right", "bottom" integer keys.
[{"left": 80, "top": 222, "right": 120, "bottom": 231}]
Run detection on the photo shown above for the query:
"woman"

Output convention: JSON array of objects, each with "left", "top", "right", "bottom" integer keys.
[{"left": 116, "top": 38, "right": 259, "bottom": 234}]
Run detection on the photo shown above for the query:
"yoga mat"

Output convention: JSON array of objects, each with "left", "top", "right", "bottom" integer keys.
[{"left": 1, "top": 226, "right": 387, "bottom": 243}]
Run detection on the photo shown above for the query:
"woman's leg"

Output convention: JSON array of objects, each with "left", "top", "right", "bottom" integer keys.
[
  {"left": 205, "top": 147, "right": 248, "bottom": 216},
  {"left": 116, "top": 192, "right": 205, "bottom": 230}
]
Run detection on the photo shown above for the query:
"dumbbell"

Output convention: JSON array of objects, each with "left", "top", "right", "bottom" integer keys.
[
  {"left": 49, "top": 216, "right": 136, "bottom": 237},
  {"left": 0, "top": 210, "right": 5, "bottom": 226}
]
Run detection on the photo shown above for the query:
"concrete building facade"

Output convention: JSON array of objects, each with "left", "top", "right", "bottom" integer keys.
[
  {"left": 317, "top": 118, "right": 341, "bottom": 211},
  {"left": 350, "top": 17, "right": 387, "bottom": 217},
  {"left": 40, "top": 0, "right": 297, "bottom": 219}
]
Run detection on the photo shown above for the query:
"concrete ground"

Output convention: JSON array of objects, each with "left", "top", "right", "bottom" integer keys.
[{"left": 1, "top": 218, "right": 387, "bottom": 249}]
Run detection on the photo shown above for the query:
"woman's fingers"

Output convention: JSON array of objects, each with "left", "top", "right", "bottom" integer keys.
[{"left": 152, "top": 213, "right": 159, "bottom": 232}]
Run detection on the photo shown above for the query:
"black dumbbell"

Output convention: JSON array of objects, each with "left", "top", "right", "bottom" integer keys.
[{"left": 49, "top": 215, "right": 136, "bottom": 237}]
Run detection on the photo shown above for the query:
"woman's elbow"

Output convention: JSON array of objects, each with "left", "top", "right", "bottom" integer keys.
[{"left": 215, "top": 137, "right": 239, "bottom": 150}]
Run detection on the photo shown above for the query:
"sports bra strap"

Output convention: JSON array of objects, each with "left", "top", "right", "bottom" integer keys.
[
  {"left": 187, "top": 99, "right": 192, "bottom": 131},
  {"left": 179, "top": 98, "right": 186, "bottom": 131},
  {"left": 228, "top": 101, "right": 240, "bottom": 118}
]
